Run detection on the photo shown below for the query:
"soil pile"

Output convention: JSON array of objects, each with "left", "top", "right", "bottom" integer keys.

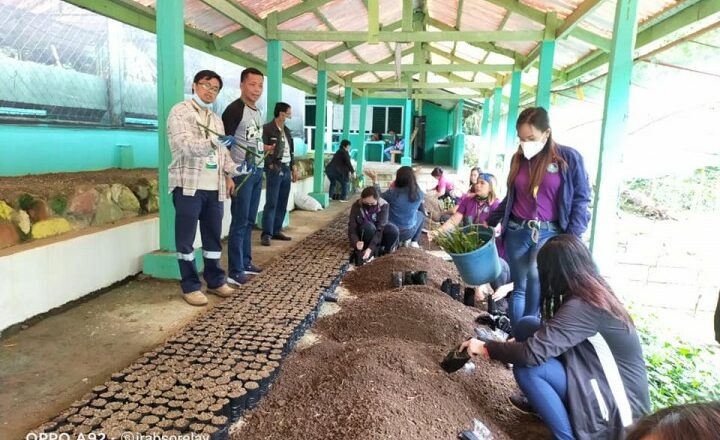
[
  {"left": 235, "top": 249, "right": 551, "bottom": 440},
  {"left": 316, "top": 286, "right": 475, "bottom": 345},
  {"left": 342, "top": 247, "right": 464, "bottom": 295}
]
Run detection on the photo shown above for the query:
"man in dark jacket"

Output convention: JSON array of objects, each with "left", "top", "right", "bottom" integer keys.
[
  {"left": 260, "top": 102, "right": 297, "bottom": 246},
  {"left": 326, "top": 139, "right": 354, "bottom": 201}
]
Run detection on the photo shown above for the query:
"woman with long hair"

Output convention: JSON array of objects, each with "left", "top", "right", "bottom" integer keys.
[
  {"left": 347, "top": 186, "right": 399, "bottom": 263},
  {"left": 366, "top": 166, "right": 425, "bottom": 248},
  {"left": 461, "top": 235, "right": 650, "bottom": 440},
  {"left": 487, "top": 107, "right": 591, "bottom": 327}
]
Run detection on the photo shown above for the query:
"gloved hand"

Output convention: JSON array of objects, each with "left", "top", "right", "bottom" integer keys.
[{"left": 218, "top": 135, "right": 236, "bottom": 149}]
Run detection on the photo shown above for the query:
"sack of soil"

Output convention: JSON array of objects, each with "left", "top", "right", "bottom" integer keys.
[{"left": 440, "top": 343, "right": 471, "bottom": 373}]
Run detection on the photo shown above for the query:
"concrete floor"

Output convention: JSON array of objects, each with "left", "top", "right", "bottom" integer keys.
[{"left": 0, "top": 200, "right": 351, "bottom": 440}]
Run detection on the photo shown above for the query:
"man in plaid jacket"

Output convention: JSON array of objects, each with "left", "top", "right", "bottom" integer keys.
[{"left": 167, "top": 70, "right": 240, "bottom": 306}]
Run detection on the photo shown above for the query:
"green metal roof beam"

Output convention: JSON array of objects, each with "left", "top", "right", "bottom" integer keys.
[
  {"left": 217, "top": 29, "right": 254, "bottom": 49},
  {"left": 200, "top": 0, "right": 266, "bottom": 38},
  {"left": 342, "top": 47, "right": 414, "bottom": 82},
  {"left": 558, "top": 0, "right": 607, "bottom": 39},
  {"left": 274, "top": 30, "right": 544, "bottom": 42},
  {"left": 483, "top": 0, "right": 611, "bottom": 49},
  {"left": 402, "top": 0, "right": 414, "bottom": 31},
  {"left": 427, "top": 18, "right": 523, "bottom": 64},
  {"left": 351, "top": 81, "right": 496, "bottom": 89},
  {"left": 367, "top": 0, "right": 379, "bottom": 43},
  {"left": 276, "top": 0, "right": 330, "bottom": 24},
  {"left": 564, "top": 0, "right": 720, "bottom": 83},
  {"left": 61, "top": 0, "right": 337, "bottom": 100},
  {"left": 327, "top": 63, "right": 514, "bottom": 73},
  {"left": 308, "top": 11, "right": 372, "bottom": 83}
]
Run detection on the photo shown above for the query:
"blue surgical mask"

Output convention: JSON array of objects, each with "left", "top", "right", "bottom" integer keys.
[{"left": 192, "top": 94, "right": 212, "bottom": 109}]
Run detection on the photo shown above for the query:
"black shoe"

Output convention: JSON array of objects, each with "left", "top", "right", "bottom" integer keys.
[
  {"left": 261, "top": 235, "right": 271, "bottom": 246},
  {"left": 509, "top": 392, "right": 537, "bottom": 415},
  {"left": 272, "top": 232, "right": 292, "bottom": 241},
  {"left": 244, "top": 263, "right": 262, "bottom": 275},
  {"left": 227, "top": 273, "right": 248, "bottom": 287}
]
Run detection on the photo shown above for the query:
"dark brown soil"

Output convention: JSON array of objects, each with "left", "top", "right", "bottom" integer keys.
[
  {"left": 0, "top": 168, "right": 157, "bottom": 203},
  {"left": 316, "top": 286, "right": 475, "bottom": 345},
  {"left": 235, "top": 250, "right": 551, "bottom": 440},
  {"left": 342, "top": 247, "right": 464, "bottom": 296}
]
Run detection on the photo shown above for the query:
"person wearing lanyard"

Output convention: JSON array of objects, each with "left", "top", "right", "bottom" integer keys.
[
  {"left": 222, "top": 67, "right": 267, "bottom": 286},
  {"left": 487, "top": 107, "right": 591, "bottom": 328},
  {"left": 167, "top": 70, "right": 241, "bottom": 306},
  {"left": 260, "top": 102, "right": 298, "bottom": 247}
]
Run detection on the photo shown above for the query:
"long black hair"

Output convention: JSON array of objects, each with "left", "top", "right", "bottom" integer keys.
[
  {"left": 394, "top": 166, "right": 420, "bottom": 201},
  {"left": 537, "top": 235, "right": 632, "bottom": 325}
]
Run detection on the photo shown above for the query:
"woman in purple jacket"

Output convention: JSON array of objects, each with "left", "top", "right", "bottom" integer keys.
[{"left": 488, "top": 107, "right": 591, "bottom": 328}]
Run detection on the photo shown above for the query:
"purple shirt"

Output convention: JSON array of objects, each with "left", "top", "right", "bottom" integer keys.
[
  {"left": 457, "top": 197, "right": 500, "bottom": 225},
  {"left": 511, "top": 159, "right": 563, "bottom": 221}
]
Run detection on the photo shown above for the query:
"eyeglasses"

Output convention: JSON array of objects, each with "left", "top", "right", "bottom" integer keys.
[{"left": 197, "top": 82, "right": 220, "bottom": 94}]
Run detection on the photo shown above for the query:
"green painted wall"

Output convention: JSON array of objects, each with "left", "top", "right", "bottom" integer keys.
[
  {"left": 0, "top": 125, "right": 157, "bottom": 176},
  {"left": 422, "top": 102, "right": 458, "bottom": 166}
]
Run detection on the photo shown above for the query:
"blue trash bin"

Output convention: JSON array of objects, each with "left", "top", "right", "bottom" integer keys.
[{"left": 445, "top": 225, "right": 502, "bottom": 286}]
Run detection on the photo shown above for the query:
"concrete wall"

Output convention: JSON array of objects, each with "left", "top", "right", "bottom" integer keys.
[{"left": 0, "top": 176, "right": 321, "bottom": 332}]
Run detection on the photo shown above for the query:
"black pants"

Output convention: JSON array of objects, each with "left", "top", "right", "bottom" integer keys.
[
  {"left": 173, "top": 188, "right": 225, "bottom": 293},
  {"left": 356, "top": 222, "right": 400, "bottom": 255}
]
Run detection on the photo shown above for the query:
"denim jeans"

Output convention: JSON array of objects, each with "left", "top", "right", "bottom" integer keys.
[
  {"left": 326, "top": 167, "right": 349, "bottom": 200},
  {"left": 262, "top": 163, "right": 291, "bottom": 237},
  {"left": 398, "top": 211, "right": 425, "bottom": 242},
  {"left": 173, "top": 188, "right": 225, "bottom": 293},
  {"left": 513, "top": 316, "right": 575, "bottom": 440},
  {"left": 503, "top": 219, "right": 559, "bottom": 327},
  {"left": 228, "top": 168, "right": 262, "bottom": 278}
]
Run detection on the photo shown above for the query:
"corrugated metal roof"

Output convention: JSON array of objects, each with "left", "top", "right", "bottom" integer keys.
[{"left": 114, "top": 0, "right": 714, "bottom": 102}]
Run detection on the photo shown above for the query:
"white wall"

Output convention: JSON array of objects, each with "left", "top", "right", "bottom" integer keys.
[{"left": 0, "top": 177, "right": 322, "bottom": 332}]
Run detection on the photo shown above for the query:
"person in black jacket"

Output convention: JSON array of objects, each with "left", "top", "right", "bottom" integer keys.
[
  {"left": 260, "top": 102, "right": 297, "bottom": 246},
  {"left": 348, "top": 186, "right": 399, "bottom": 261},
  {"left": 461, "top": 234, "right": 650, "bottom": 440},
  {"left": 326, "top": 139, "right": 354, "bottom": 201}
]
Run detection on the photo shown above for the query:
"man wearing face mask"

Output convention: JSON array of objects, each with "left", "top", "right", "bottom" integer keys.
[
  {"left": 222, "top": 68, "right": 266, "bottom": 286},
  {"left": 487, "top": 106, "right": 592, "bottom": 331},
  {"left": 260, "top": 102, "right": 298, "bottom": 246},
  {"left": 167, "top": 70, "right": 242, "bottom": 306}
]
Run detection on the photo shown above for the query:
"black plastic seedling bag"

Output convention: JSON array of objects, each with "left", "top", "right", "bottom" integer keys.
[{"left": 440, "top": 343, "right": 471, "bottom": 373}]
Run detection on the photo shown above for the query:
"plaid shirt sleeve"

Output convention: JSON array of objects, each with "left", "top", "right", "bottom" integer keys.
[{"left": 167, "top": 102, "right": 216, "bottom": 158}]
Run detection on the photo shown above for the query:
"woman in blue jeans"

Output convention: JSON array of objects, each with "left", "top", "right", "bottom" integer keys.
[
  {"left": 462, "top": 235, "right": 650, "bottom": 440},
  {"left": 366, "top": 167, "right": 425, "bottom": 248},
  {"left": 487, "top": 107, "right": 591, "bottom": 328}
]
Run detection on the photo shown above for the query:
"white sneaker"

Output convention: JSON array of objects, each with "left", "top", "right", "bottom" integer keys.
[
  {"left": 410, "top": 241, "right": 420, "bottom": 249},
  {"left": 401, "top": 239, "right": 411, "bottom": 247}
]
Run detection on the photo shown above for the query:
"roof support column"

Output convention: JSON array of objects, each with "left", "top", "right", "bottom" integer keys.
[
  {"left": 342, "top": 86, "right": 352, "bottom": 141},
  {"left": 266, "top": 39, "right": 283, "bottom": 122},
  {"left": 357, "top": 94, "right": 368, "bottom": 178},
  {"left": 310, "top": 69, "right": 329, "bottom": 208},
  {"left": 536, "top": 13, "right": 557, "bottom": 110},
  {"left": 401, "top": 98, "right": 413, "bottom": 166},
  {"left": 143, "top": 0, "right": 189, "bottom": 278},
  {"left": 590, "top": 0, "right": 639, "bottom": 270},
  {"left": 452, "top": 99, "right": 465, "bottom": 171},
  {"left": 504, "top": 69, "right": 522, "bottom": 180},
  {"left": 480, "top": 97, "right": 491, "bottom": 169},
  {"left": 490, "top": 85, "right": 503, "bottom": 170},
  {"left": 535, "top": 41, "right": 556, "bottom": 109}
]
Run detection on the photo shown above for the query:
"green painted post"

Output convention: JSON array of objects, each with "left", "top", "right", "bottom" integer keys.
[
  {"left": 503, "top": 70, "right": 522, "bottom": 180},
  {"left": 505, "top": 70, "right": 522, "bottom": 148},
  {"left": 452, "top": 100, "right": 465, "bottom": 171},
  {"left": 143, "top": 0, "right": 193, "bottom": 279},
  {"left": 342, "top": 86, "right": 352, "bottom": 141},
  {"left": 535, "top": 40, "right": 556, "bottom": 109},
  {"left": 480, "top": 97, "right": 491, "bottom": 169},
  {"left": 310, "top": 70, "right": 329, "bottom": 207},
  {"left": 401, "top": 98, "right": 412, "bottom": 166},
  {"left": 490, "top": 86, "right": 503, "bottom": 146},
  {"left": 266, "top": 40, "right": 283, "bottom": 122},
  {"left": 357, "top": 94, "right": 368, "bottom": 179},
  {"left": 589, "top": 0, "right": 639, "bottom": 269}
]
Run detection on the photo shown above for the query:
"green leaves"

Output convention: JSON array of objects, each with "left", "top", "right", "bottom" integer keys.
[{"left": 435, "top": 225, "right": 487, "bottom": 254}]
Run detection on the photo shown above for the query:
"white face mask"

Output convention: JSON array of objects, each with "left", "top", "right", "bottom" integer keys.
[
  {"left": 192, "top": 94, "right": 213, "bottom": 109},
  {"left": 520, "top": 137, "right": 546, "bottom": 160}
]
